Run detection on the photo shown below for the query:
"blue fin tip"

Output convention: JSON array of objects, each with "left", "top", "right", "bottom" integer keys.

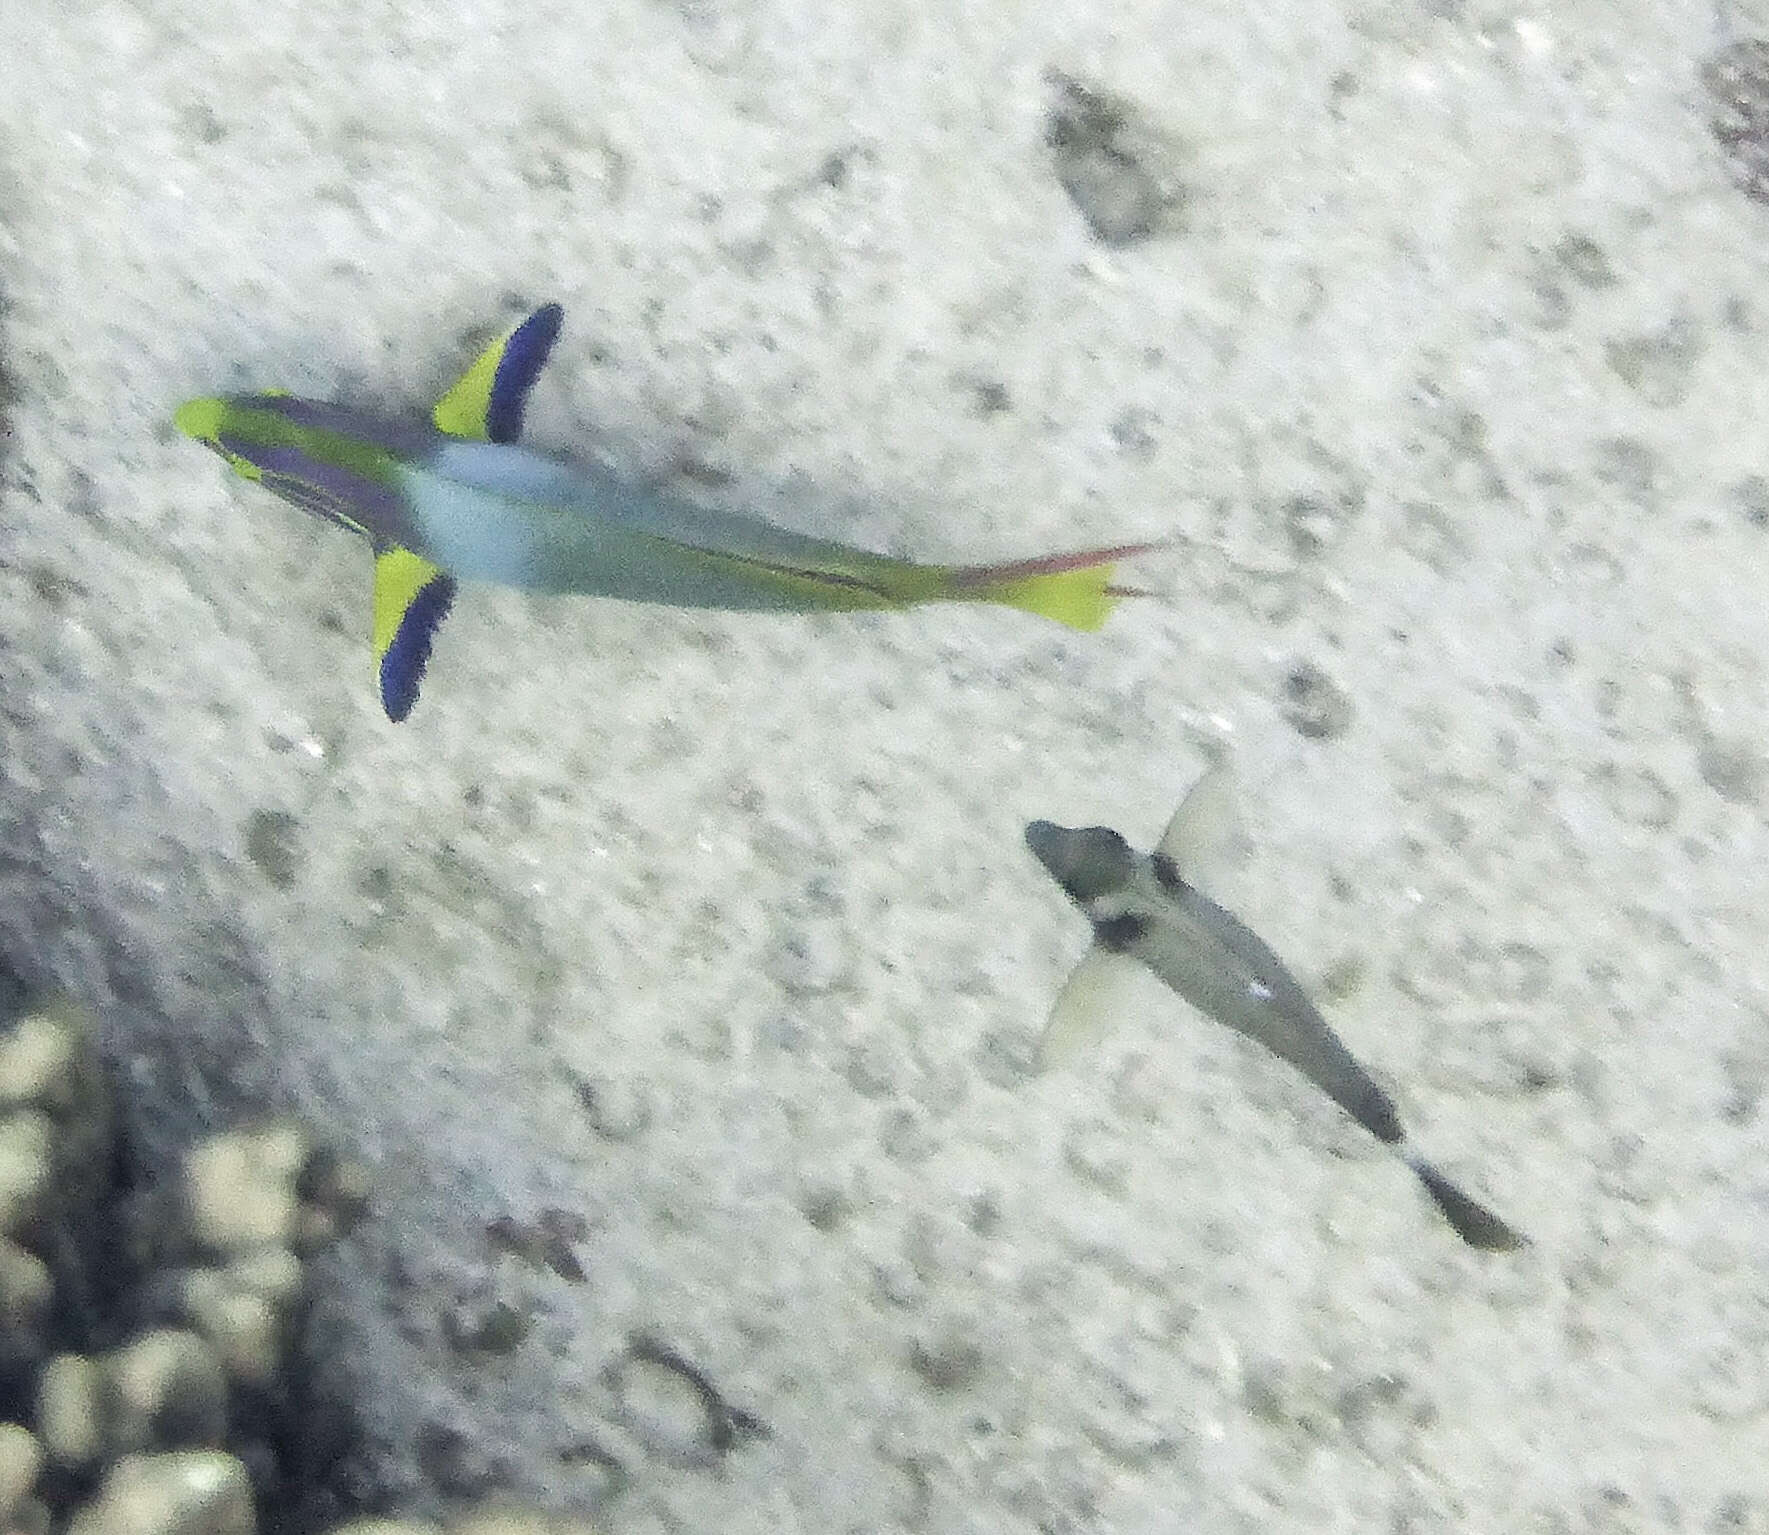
[
  {"left": 379, "top": 574, "right": 457, "bottom": 722},
  {"left": 486, "top": 302, "right": 564, "bottom": 445}
]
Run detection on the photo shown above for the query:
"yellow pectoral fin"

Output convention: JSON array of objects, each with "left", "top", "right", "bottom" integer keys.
[
  {"left": 432, "top": 303, "right": 564, "bottom": 444},
  {"left": 372, "top": 548, "right": 457, "bottom": 722}
]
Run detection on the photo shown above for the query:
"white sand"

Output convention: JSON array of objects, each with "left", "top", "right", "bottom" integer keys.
[{"left": 2, "top": 0, "right": 1767, "bottom": 1529}]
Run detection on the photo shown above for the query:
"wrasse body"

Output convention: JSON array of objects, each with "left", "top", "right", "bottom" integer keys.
[
  {"left": 176, "top": 304, "right": 1151, "bottom": 720},
  {"left": 1026, "top": 768, "right": 1525, "bottom": 1251}
]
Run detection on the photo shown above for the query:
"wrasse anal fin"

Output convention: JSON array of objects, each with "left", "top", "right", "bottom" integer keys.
[{"left": 373, "top": 548, "right": 457, "bottom": 722}]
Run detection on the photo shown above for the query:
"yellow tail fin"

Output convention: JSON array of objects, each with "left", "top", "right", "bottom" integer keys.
[{"left": 949, "top": 543, "right": 1159, "bottom": 631}]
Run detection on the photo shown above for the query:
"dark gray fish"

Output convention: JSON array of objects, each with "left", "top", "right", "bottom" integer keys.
[{"left": 1025, "top": 769, "right": 1524, "bottom": 1251}]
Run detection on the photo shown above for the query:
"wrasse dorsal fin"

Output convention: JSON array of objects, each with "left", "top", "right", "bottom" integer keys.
[
  {"left": 432, "top": 303, "right": 564, "bottom": 444},
  {"left": 1155, "top": 761, "right": 1241, "bottom": 893},
  {"left": 373, "top": 547, "right": 457, "bottom": 722}
]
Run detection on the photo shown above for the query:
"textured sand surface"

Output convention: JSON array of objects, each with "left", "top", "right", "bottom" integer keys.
[{"left": 2, "top": 1, "right": 1767, "bottom": 1530}]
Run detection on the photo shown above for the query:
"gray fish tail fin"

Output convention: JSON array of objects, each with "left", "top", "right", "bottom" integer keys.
[{"left": 1406, "top": 1156, "right": 1527, "bottom": 1252}]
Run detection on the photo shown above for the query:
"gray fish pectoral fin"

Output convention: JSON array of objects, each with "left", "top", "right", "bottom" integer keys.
[
  {"left": 1038, "top": 947, "right": 1142, "bottom": 1070},
  {"left": 1155, "top": 762, "right": 1240, "bottom": 888},
  {"left": 1406, "top": 1156, "right": 1526, "bottom": 1251}
]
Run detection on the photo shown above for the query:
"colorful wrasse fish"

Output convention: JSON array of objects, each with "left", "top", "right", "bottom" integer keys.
[
  {"left": 176, "top": 304, "right": 1154, "bottom": 721},
  {"left": 1026, "top": 766, "right": 1526, "bottom": 1251}
]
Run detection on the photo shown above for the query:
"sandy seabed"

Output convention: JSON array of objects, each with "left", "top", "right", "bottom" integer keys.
[{"left": 1, "top": 1, "right": 1767, "bottom": 1530}]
